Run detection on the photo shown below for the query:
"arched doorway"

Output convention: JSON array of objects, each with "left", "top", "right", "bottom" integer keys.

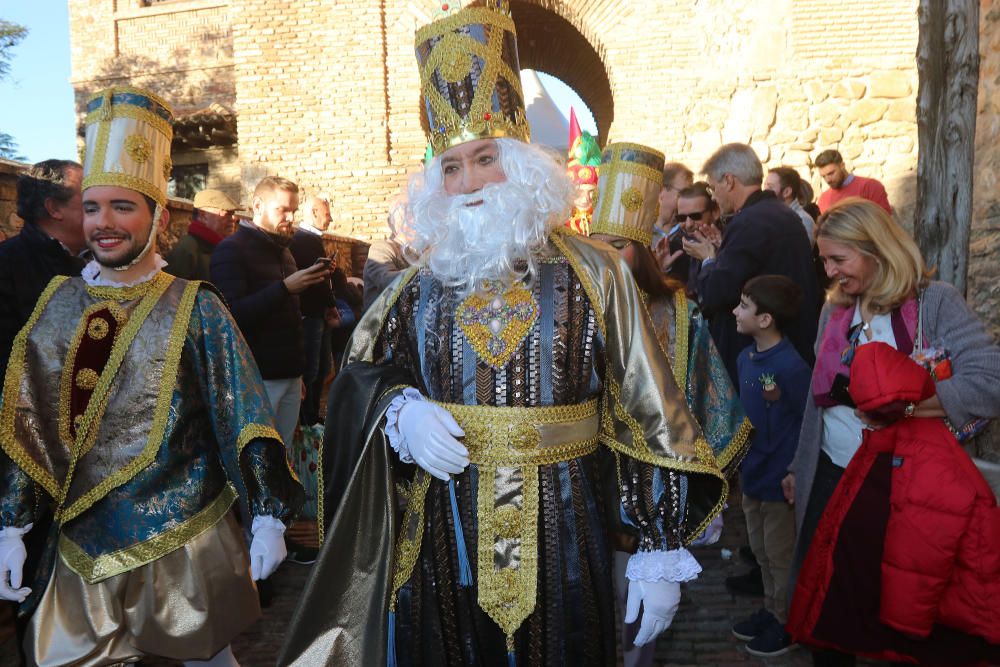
[{"left": 509, "top": 1, "right": 614, "bottom": 144}]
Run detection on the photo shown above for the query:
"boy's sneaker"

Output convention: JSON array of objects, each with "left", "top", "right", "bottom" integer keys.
[
  {"left": 745, "top": 620, "right": 796, "bottom": 657},
  {"left": 731, "top": 607, "right": 776, "bottom": 641}
]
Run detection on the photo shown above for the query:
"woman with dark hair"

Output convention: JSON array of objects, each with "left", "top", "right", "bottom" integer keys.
[{"left": 590, "top": 143, "right": 750, "bottom": 667}]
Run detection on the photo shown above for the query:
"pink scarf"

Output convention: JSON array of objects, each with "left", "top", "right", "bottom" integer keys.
[{"left": 811, "top": 297, "right": 918, "bottom": 407}]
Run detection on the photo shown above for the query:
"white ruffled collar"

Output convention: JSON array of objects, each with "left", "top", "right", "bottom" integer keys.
[{"left": 81, "top": 254, "right": 168, "bottom": 288}]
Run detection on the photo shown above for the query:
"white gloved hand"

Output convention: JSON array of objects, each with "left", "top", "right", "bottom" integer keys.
[
  {"left": 397, "top": 400, "right": 468, "bottom": 481},
  {"left": 0, "top": 524, "right": 32, "bottom": 603},
  {"left": 624, "top": 579, "right": 681, "bottom": 647},
  {"left": 249, "top": 515, "right": 286, "bottom": 580}
]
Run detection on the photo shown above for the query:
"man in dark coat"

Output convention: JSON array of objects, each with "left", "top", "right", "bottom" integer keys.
[
  {"left": 210, "top": 176, "right": 331, "bottom": 449},
  {"left": 288, "top": 194, "right": 338, "bottom": 425},
  {"left": 684, "top": 143, "right": 820, "bottom": 382},
  {"left": 0, "top": 160, "right": 86, "bottom": 378}
]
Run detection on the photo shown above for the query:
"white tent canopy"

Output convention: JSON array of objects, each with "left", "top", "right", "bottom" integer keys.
[{"left": 520, "top": 69, "right": 570, "bottom": 153}]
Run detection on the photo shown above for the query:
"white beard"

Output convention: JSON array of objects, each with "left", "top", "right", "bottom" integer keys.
[{"left": 404, "top": 139, "right": 573, "bottom": 296}]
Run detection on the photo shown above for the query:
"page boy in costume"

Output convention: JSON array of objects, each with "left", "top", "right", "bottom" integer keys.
[
  {"left": 279, "top": 3, "right": 725, "bottom": 666},
  {"left": 0, "top": 85, "right": 302, "bottom": 667},
  {"left": 590, "top": 142, "right": 750, "bottom": 667}
]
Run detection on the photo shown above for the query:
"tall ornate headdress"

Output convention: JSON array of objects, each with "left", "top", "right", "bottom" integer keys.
[
  {"left": 82, "top": 86, "right": 173, "bottom": 207},
  {"left": 415, "top": 0, "right": 530, "bottom": 156},
  {"left": 82, "top": 86, "right": 174, "bottom": 269},
  {"left": 589, "top": 142, "right": 665, "bottom": 246}
]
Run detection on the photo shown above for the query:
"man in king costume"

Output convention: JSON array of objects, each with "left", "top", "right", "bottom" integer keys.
[
  {"left": 279, "top": 3, "right": 726, "bottom": 665},
  {"left": 0, "top": 86, "right": 302, "bottom": 666}
]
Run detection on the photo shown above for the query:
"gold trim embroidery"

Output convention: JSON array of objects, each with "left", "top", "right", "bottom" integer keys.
[
  {"left": 75, "top": 368, "right": 99, "bottom": 391},
  {"left": 673, "top": 291, "right": 690, "bottom": 390},
  {"left": 718, "top": 417, "right": 753, "bottom": 473},
  {"left": 83, "top": 101, "right": 172, "bottom": 143},
  {"left": 0, "top": 276, "right": 70, "bottom": 498},
  {"left": 433, "top": 398, "right": 598, "bottom": 642},
  {"left": 388, "top": 469, "right": 432, "bottom": 611},
  {"left": 124, "top": 134, "right": 151, "bottom": 163},
  {"left": 237, "top": 423, "right": 282, "bottom": 451},
  {"left": 87, "top": 317, "right": 109, "bottom": 341},
  {"left": 82, "top": 171, "right": 167, "bottom": 208},
  {"left": 58, "top": 301, "right": 129, "bottom": 452},
  {"left": 59, "top": 277, "right": 196, "bottom": 524},
  {"left": 457, "top": 284, "right": 538, "bottom": 370},
  {"left": 59, "top": 484, "right": 237, "bottom": 583},
  {"left": 85, "top": 271, "right": 171, "bottom": 301},
  {"left": 621, "top": 186, "right": 644, "bottom": 212}
]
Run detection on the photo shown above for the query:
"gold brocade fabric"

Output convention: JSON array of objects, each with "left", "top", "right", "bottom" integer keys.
[
  {"left": 434, "top": 400, "right": 598, "bottom": 644},
  {"left": 1, "top": 273, "right": 184, "bottom": 521},
  {"left": 26, "top": 511, "right": 259, "bottom": 666}
]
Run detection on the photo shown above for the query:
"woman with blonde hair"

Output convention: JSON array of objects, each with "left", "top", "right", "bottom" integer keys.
[{"left": 784, "top": 197, "right": 1000, "bottom": 666}]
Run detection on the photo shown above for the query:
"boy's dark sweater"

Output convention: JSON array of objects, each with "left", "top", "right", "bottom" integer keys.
[{"left": 737, "top": 336, "right": 811, "bottom": 501}]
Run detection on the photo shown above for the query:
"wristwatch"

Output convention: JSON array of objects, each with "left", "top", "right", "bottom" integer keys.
[{"left": 903, "top": 402, "right": 916, "bottom": 418}]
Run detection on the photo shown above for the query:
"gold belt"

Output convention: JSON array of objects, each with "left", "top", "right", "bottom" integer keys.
[
  {"left": 433, "top": 398, "right": 600, "bottom": 466},
  {"left": 430, "top": 398, "right": 600, "bottom": 649}
]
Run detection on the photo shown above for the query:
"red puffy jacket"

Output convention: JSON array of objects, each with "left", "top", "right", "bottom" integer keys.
[{"left": 788, "top": 342, "right": 1000, "bottom": 665}]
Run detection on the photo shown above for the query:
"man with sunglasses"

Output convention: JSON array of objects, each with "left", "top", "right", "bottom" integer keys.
[
  {"left": 674, "top": 182, "right": 721, "bottom": 294},
  {"left": 683, "top": 143, "right": 820, "bottom": 383}
]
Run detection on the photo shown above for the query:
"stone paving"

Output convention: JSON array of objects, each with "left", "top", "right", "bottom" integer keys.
[{"left": 0, "top": 487, "right": 888, "bottom": 666}]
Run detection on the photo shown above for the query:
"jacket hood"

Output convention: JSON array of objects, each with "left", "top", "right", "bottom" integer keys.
[{"left": 848, "top": 341, "right": 935, "bottom": 412}]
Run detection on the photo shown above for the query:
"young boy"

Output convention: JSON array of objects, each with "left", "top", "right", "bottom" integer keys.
[{"left": 729, "top": 275, "right": 812, "bottom": 657}]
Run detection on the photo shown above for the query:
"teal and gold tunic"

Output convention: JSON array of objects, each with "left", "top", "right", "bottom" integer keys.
[{"left": 0, "top": 271, "right": 301, "bottom": 663}]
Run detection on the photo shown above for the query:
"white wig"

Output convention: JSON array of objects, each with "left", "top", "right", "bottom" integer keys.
[{"left": 404, "top": 138, "right": 573, "bottom": 296}]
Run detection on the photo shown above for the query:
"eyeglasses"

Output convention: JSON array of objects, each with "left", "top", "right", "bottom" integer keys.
[{"left": 674, "top": 210, "right": 708, "bottom": 223}]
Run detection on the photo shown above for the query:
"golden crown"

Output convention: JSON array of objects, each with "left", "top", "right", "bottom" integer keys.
[
  {"left": 415, "top": 1, "right": 530, "bottom": 156},
  {"left": 589, "top": 142, "right": 665, "bottom": 247},
  {"left": 82, "top": 86, "right": 174, "bottom": 206}
]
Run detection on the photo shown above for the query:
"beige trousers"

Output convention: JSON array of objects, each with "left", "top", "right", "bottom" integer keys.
[
  {"left": 743, "top": 494, "right": 796, "bottom": 623},
  {"left": 27, "top": 511, "right": 259, "bottom": 667}
]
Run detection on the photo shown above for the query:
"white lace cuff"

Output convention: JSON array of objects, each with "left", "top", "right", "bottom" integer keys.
[
  {"left": 251, "top": 514, "right": 286, "bottom": 535},
  {"left": 626, "top": 548, "right": 701, "bottom": 583},
  {"left": 0, "top": 523, "right": 33, "bottom": 539},
  {"left": 384, "top": 387, "right": 424, "bottom": 463}
]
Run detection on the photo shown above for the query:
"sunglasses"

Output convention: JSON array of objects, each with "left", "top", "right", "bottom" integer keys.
[{"left": 674, "top": 210, "right": 708, "bottom": 223}]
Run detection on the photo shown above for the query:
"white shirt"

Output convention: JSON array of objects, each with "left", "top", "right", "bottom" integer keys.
[{"left": 821, "top": 303, "right": 897, "bottom": 468}]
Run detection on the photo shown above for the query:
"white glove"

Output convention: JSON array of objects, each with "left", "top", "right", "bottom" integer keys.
[
  {"left": 249, "top": 515, "right": 286, "bottom": 580},
  {"left": 397, "top": 399, "right": 469, "bottom": 481},
  {"left": 624, "top": 578, "right": 681, "bottom": 647},
  {"left": 0, "top": 524, "right": 32, "bottom": 603}
]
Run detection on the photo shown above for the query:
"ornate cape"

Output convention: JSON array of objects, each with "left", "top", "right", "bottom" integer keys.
[{"left": 646, "top": 290, "right": 751, "bottom": 478}]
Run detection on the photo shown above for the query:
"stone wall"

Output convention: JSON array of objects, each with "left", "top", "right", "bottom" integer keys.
[{"left": 972, "top": 1, "right": 1000, "bottom": 340}]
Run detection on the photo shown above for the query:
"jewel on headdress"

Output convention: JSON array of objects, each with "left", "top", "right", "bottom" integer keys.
[{"left": 484, "top": 112, "right": 492, "bottom": 121}]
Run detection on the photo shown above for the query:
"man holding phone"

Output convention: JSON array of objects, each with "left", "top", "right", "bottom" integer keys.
[
  {"left": 211, "top": 177, "right": 331, "bottom": 449},
  {"left": 289, "top": 195, "right": 340, "bottom": 425}
]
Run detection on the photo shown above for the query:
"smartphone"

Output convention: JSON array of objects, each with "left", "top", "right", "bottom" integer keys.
[
  {"left": 313, "top": 257, "right": 332, "bottom": 267},
  {"left": 666, "top": 223, "right": 682, "bottom": 241}
]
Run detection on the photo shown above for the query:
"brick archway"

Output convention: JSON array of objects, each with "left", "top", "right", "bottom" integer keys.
[{"left": 509, "top": 1, "right": 614, "bottom": 142}]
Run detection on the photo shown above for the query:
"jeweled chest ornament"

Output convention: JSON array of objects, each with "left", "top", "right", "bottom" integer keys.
[{"left": 456, "top": 284, "right": 538, "bottom": 369}]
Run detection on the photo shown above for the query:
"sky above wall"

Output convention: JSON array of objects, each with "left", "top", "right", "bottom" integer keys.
[{"left": 0, "top": 4, "right": 596, "bottom": 164}]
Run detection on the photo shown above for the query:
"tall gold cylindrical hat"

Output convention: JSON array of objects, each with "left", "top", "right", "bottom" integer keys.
[
  {"left": 82, "top": 86, "right": 174, "bottom": 206},
  {"left": 589, "top": 142, "right": 665, "bottom": 246},
  {"left": 415, "top": 1, "right": 530, "bottom": 156}
]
